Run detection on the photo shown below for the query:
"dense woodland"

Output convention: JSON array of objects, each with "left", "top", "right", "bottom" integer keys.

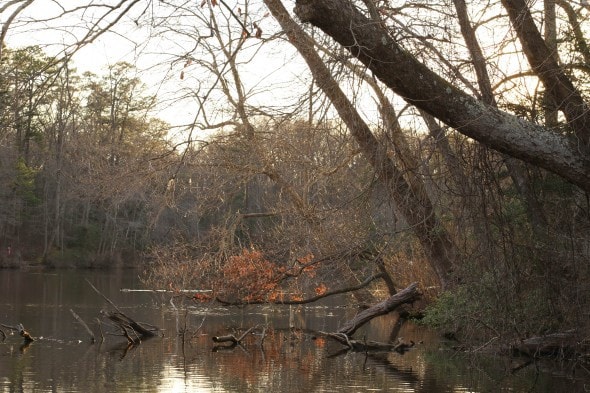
[{"left": 1, "top": 0, "right": 590, "bottom": 345}]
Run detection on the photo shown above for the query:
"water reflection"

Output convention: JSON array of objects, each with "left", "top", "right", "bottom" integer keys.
[{"left": 0, "top": 269, "right": 588, "bottom": 392}]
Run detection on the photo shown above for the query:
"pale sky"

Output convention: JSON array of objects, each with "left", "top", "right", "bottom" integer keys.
[{"left": 3, "top": 0, "right": 312, "bottom": 133}]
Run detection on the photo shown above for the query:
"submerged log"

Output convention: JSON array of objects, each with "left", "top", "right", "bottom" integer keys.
[
  {"left": 87, "top": 279, "right": 160, "bottom": 344},
  {"left": 338, "top": 282, "right": 419, "bottom": 337}
]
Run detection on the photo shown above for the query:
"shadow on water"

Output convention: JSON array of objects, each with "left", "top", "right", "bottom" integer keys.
[{"left": 1, "top": 269, "right": 590, "bottom": 392}]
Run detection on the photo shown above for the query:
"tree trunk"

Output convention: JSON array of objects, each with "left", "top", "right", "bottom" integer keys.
[
  {"left": 293, "top": 0, "right": 590, "bottom": 192},
  {"left": 501, "top": 0, "right": 590, "bottom": 141},
  {"left": 265, "top": 0, "right": 457, "bottom": 288}
]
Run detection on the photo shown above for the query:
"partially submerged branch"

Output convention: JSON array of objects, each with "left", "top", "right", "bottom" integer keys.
[
  {"left": 86, "top": 280, "right": 160, "bottom": 344},
  {"left": 100, "top": 310, "right": 159, "bottom": 344},
  {"left": 1, "top": 322, "right": 34, "bottom": 343},
  {"left": 318, "top": 283, "right": 420, "bottom": 352},
  {"left": 70, "top": 309, "right": 96, "bottom": 343},
  {"left": 322, "top": 332, "right": 415, "bottom": 353},
  {"left": 338, "top": 282, "right": 419, "bottom": 336},
  {"left": 17, "top": 323, "right": 34, "bottom": 343},
  {"left": 212, "top": 325, "right": 259, "bottom": 345}
]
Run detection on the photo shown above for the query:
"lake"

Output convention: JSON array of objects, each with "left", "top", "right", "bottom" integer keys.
[{"left": 0, "top": 269, "right": 588, "bottom": 392}]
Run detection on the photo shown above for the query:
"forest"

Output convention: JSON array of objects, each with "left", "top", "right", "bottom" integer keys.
[{"left": 1, "top": 0, "right": 590, "bottom": 351}]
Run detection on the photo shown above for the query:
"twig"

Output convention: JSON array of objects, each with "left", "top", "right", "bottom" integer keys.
[
  {"left": 85, "top": 279, "right": 123, "bottom": 313},
  {"left": 471, "top": 336, "right": 498, "bottom": 353},
  {"left": 237, "top": 325, "right": 259, "bottom": 342}
]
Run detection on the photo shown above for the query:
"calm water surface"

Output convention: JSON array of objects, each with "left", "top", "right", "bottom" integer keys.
[{"left": 0, "top": 269, "right": 588, "bottom": 392}]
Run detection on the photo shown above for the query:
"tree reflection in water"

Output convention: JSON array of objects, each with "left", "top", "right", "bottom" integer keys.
[{"left": 0, "top": 269, "right": 587, "bottom": 392}]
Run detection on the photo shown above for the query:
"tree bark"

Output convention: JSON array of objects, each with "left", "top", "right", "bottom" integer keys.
[
  {"left": 293, "top": 0, "right": 590, "bottom": 192},
  {"left": 337, "top": 282, "right": 419, "bottom": 337}
]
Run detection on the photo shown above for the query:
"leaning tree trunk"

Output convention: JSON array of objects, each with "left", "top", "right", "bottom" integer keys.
[
  {"left": 292, "top": 0, "right": 590, "bottom": 192},
  {"left": 265, "top": 0, "right": 457, "bottom": 288}
]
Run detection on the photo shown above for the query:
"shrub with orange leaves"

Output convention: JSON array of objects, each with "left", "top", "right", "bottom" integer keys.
[
  {"left": 218, "top": 248, "right": 286, "bottom": 302},
  {"left": 289, "top": 294, "right": 303, "bottom": 302},
  {"left": 314, "top": 283, "right": 327, "bottom": 296},
  {"left": 193, "top": 292, "right": 213, "bottom": 302}
]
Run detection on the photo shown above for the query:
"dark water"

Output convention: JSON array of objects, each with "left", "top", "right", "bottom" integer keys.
[{"left": 0, "top": 269, "right": 588, "bottom": 392}]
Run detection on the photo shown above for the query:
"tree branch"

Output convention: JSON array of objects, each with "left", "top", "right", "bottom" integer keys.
[{"left": 293, "top": 0, "right": 590, "bottom": 191}]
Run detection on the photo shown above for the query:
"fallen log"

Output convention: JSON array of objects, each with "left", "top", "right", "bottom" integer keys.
[
  {"left": 511, "top": 330, "right": 578, "bottom": 358},
  {"left": 320, "top": 283, "right": 420, "bottom": 352},
  {"left": 338, "top": 282, "right": 419, "bottom": 337},
  {"left": 322, "top": 332, "right": 415, "bottom": 353}
]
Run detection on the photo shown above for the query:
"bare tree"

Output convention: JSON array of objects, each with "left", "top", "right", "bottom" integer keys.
[{"left": 293, "top": 0, "right": 590, "bottom": 191}]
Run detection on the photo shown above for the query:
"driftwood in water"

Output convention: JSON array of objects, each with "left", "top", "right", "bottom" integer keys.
[
  {"left": 101, "top": 310, "right": 159, "bottom": 344},
  {"left": 321, "top": 282, "right": 419, "bottom": 352},
  {"left": 212, "top": 325, "right": 258, "bottom": 347},
  {"left": 86, "top": 279, "right": 160, "bottom": 344},
  {"left": 323, "top": 332, "right": 415, "bottom": 353},
  {"left": 18, "top": 323, "right": 35, "bottom": 343},
  {"left": 338, "top": 282, "right": 419, "bottom": 337},
  {"left": 1, "top": 323, "right": 34, "bottom": 343}
]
